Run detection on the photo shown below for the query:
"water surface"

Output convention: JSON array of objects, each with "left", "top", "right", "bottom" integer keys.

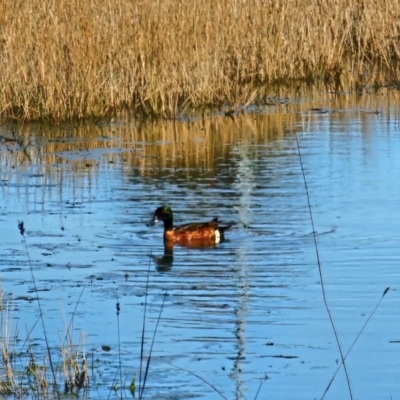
[{"left": 1, "top": 90, "right": 400, "bottom": 399}]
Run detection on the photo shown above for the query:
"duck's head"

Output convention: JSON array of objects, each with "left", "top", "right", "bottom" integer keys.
[{"left": 147, "top": 205, "right": 173, "bottom": 226}]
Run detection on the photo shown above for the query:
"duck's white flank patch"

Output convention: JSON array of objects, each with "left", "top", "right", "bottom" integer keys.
[{"left": 215, "top": 229, "right": 221, "bottom": 243}]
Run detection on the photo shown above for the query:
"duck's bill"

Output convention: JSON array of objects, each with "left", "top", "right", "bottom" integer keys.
[{"left": 147, "top": 215, "right": 158, "bottom": 227}]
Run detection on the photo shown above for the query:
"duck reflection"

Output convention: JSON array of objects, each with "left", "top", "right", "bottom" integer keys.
[
  {"left": 150, "top": 239, "right": 225, "bottom": 272},
  {"left": 150, "top": 245, "right": 174, "bottom": 272}
]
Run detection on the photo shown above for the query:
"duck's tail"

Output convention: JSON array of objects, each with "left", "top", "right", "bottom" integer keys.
[
  {"left": 212, "top": 217, "right": 231, "bottom": 236},
  {"left": 219, "top": 225, "right": 231, "bottom": 235}
]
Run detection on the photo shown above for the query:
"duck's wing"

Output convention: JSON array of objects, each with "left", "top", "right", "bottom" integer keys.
[{"left": 174, "top": 219, "right": 219, "bottom": 233}]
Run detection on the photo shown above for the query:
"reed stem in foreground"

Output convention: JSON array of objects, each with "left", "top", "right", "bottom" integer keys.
[{"left": 17, "top": 221, "right": 60, "bottom": 400}]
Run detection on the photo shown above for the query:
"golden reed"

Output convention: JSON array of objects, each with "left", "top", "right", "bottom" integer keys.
[{"left": 0, "top": 0, "right": 399, "bottom": 121}]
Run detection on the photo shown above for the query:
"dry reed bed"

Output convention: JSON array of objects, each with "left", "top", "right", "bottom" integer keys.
[{"left": 0, "top": 0, "right": 399, "bottom": 121}]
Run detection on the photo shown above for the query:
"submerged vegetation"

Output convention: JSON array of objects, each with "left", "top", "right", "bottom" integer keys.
[{"left": 0, "top": 0, "right": 399, "bottom": 121}]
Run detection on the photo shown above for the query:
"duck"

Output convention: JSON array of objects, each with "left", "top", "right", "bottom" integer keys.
[{"left": 147, "top": 206, "right": 231, "bottom": 245}]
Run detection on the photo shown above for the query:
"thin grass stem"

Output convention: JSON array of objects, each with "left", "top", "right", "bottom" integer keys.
[
  {"left": 116, "top": 298, "right": 123, "bottom": 400},
  {"left": 294, "top": 137, "right": 353, "bottom": 399},
  {"left": 320, "top": 287, "right": 390, "bottom": 399},
  {"left": 140, "top": 291, "right": 167, "bottom": 398},
  {"left": 138, "top": 253, "right": 152, "bottom": 396},
  {"left": 156, "top": 359, "right": 229, "bottom": 400},
  {"left": 253, "top": 374, "right": 268, "bottom": 400},
  {"left": 18, "top": 221, "right": 60, "bottom": 399}
]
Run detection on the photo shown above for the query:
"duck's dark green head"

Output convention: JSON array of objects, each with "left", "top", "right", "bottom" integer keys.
[{"left": 147, "top": 206, "right": 173, "bottom": 227}]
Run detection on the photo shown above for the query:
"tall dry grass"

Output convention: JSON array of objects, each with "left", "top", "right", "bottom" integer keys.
[{"left": 0, "top": 0, "right": 399, "bottom": 121}]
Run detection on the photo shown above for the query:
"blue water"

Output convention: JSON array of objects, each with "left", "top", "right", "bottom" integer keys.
[{"left": 1, "top": 94, "right": 400, "bottom": 399}]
